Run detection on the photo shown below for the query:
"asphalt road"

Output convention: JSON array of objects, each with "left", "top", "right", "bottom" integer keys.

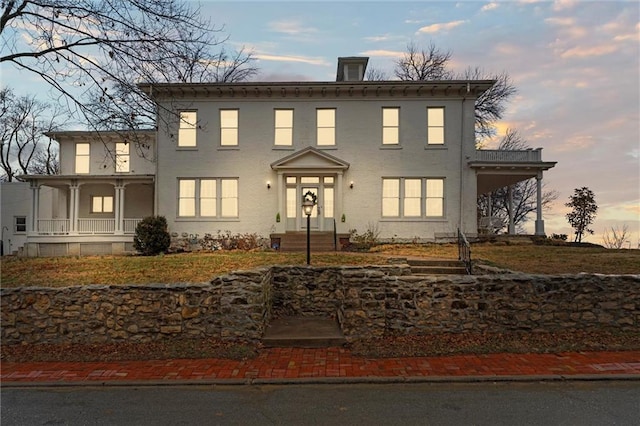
[{"left": 2, "top": 381, "right": 639, "bottom": 425}]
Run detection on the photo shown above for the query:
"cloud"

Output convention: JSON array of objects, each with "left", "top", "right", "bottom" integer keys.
[
  {"left": 481, "top": 2, "right": 499, "bottom": 12},
  {"left": 416, "top": 20, "right": 467, "bottom": 34},
  {"left": 359, "top": 49, "right": 404, "bottom": 58},
  {"left": 254, "top": 53, "right": 330, "bottom": 66},
  {"left": 559, "top": 44, "right": 618, "bottom": 58},
  {"left": 553, "top": 0, "right": 578, "bottom": 12},
  {"left": 267, "top": 20, "right": 318, "bottom": 35}
]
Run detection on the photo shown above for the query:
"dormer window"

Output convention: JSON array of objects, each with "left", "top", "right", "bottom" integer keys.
[{"left": 336, "top": 57, "right": 369, "bottom": 82}]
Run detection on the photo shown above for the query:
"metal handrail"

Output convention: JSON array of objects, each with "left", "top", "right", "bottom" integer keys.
[{"left": 458, "top": 228, "right": 472, "bottom": 274}]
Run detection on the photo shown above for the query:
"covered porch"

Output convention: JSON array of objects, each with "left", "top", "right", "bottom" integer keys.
[
  {"left": 469, "top": 148, "right": 556, "bottom": 236},
  {"left": 21, "top": 175, "right": 154, "bottom": 256}
]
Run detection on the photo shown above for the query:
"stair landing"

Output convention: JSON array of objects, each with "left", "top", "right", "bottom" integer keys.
[{"left": 263, "top": 316, "right": 346, "bottom": 348}]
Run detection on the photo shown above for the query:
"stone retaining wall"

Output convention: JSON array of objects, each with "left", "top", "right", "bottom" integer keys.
[{"left": 2, "top": 266, "right": 638, "bottom": 344}]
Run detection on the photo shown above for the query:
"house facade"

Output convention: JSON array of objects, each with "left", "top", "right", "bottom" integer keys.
[{"left": 9, "top": 57, "right": 555, "bottom": 256}]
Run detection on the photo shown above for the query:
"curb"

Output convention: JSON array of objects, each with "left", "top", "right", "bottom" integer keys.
[{"left": 2, "top": 374, "right": 639, "bottom": 388}]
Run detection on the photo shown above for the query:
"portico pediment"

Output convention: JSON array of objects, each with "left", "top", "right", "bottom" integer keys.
[{"left": 271, "top": 147, "right": 350, "bottom": 171}]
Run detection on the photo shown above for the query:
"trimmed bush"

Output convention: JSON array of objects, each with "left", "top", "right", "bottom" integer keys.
[{"left": 134, "top": 216, "right": 171, "bottom": 255}]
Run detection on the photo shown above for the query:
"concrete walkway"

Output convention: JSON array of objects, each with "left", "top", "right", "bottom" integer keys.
[{"left": 2, "top": 349, "right": 639, "bottom": 386}]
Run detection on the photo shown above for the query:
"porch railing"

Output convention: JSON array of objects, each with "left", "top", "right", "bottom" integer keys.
[
  {"left": 37, "top": 219, "right": 70, "bottom": 235},
  {"left": 475, "top": 149, "right": 542, "bottom": 162},
  {"left": 36, "top": 218, "right": 142, "bottom": 235},
  {"left": 457, "top": 228, "right": 472, "bottom": 275},
  {"left": 124, "top": 218, "right": 142, "bottom": 234},
  {"left": 78, "top": 219, "right": 115, "bottom": 234}
]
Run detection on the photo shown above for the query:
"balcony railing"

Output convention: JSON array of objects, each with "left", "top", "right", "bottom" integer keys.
[
  {"left": 475, "top": 149, "right": 542, "bottom": 162},
  {"left": 36, "top": 218, "right": 141, "bottom": 235}
]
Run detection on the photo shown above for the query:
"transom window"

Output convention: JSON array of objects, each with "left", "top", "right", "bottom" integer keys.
[
  {"left": 274, "top": 109, "right": 293, "bottom": 146},
  {"left": 115, "top": 142, "right": 129, "bottom": 172},
  {"left": 91, "top": 196, "right": 114, "bottom": 213},
  {"left": 382, "top": 178, "right": 445, "bottom": 218},
  {"left": 316, "top": 109, "right": 335, "bottom": 146},
  {"left": 178, "top": 111, "right": 197, "bottom": 147},
  {"left": 382, "top": 107, "right": 399, "bottom": 145},
  {"left": 178, "top": 178, "right": 238, "bottom": 218},
  {"left": 427, "top": 107, "right": 445, "bottom": 145},
  {"left": 75, "top": 143, "right": 90, "bottom": 174},
  {"left": 220, "top": 110, "right": 239, "bottom": 146}
]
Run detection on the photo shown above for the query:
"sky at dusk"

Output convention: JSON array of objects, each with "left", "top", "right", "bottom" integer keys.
[
  {"left": 201, "top": 0, "right": 639, "bottom": 245},
  {"left": 2, "top": 1, "right": 638, "bottom": 246}
]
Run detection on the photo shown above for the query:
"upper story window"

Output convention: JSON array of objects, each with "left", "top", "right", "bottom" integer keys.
[
  {"left": 427, "top": 107, "right": 445, "bottom": 145},
  {"left": 274, "top": 109, "right": 293, "bottom": 146},
  {"left": 115, "top": 142, "right": 129, "bottom": 172},
  {"left": 178, "top": 111, "right": 197, "bottom": 147},
  {"left": 178, "top": 178, "right": 239, "bottom": 218},
  {"left": 382, "top": 178, "right": 445, "bottom": 218},
  {"left": 75, "top": 143, "right": 90, "bottom": 174},
  {"left": 91, "top": 196, "right": 114, "bottom": 213},
  {"left": 316, "top": 108, "right": 335, "bottom": 146},
  {"left": 220, "top": 110, "right": 238, "bottom": 146},
  {"left": 382, "top": 107, "right": 399, "bottom": 145}
]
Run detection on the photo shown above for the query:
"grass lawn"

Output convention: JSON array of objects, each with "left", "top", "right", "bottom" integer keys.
[{"left": 1, "top": 243, "right": 639, "bottom": 288}]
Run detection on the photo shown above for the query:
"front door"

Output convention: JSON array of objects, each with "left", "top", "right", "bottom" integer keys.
[{"left": 301, "top": 185, "right": 320, "bottom": 229}]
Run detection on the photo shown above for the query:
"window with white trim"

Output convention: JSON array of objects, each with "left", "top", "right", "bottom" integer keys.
[
  {"left": 427, "top": 107, "right": 445, "bottom": 145},
  {"left": 75, "top": 143, "right": 90, "bottom": 174},
  {"left": 178, "top": 178, "right": 238, "bottom": 218},
  {"left": 274, "top": 109, "right": 293, "bottom": 146},
  {"left": 220, "top": 110, "right": 238, "bottom": 146},
  {"left": 316, "top": 108, "right": 335, "bottom": 146},
  {"left": 115, "top": 142, "right": 129, "bottom": 172},
  {"left": 178, "top": 111, "right": 197, "bottom": 147},
  {"left": 382, "top": 107, "right": 399, "bottom": 145},
  {"left": 382, "top": 178, "right": 445, "bottom": 218},
  {"left": 91, "top": 196, "right": 114, "bottom": 213},
  {"left": 14, "top": 216, "right": 26, "bottom": 233}
]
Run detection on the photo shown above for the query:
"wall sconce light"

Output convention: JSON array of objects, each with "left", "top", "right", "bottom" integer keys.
[
  {"left": 349, "top": 181, "right": 354, "bottom": 189},
  {"left": 267, "top": 181, "right": 271, "bottom": 189}
]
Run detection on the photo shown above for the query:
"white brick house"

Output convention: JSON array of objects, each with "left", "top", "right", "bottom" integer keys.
[{"left": 11, "top": 57, "right": 555, "bottom": 256}]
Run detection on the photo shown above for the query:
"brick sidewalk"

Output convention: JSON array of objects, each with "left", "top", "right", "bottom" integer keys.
[{"left": 2, "top": 349, "right": 639, "bottom": 385}]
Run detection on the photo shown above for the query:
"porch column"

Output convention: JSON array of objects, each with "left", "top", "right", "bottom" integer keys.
[
  {"left": 534, "top": 171, "right": 545, "bottom": 236},
  {"left": 276, "top": 172, "right": 284, "bottom": 233},
  {"left": 507, "top": 185, "right": 515, "bottom": 234},
  {"left": 29, "top": 181, "right": 40, "bottom": 234},
  {"left": 336, "top": 172, "right": 343, "bottom": 227},
  {"left": 69, "top": 183, "right": 79, "bottom": 234},
  {"left": 114, "top": 182, "right": 125, "bottom": 235}
]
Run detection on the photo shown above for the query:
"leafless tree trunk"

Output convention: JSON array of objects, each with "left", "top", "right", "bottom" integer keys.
[
  {"left": 0, "top": 88, "right": 62, "bottom": 181},
  {"left": 602, "top": 224, "right": 630, "bottom": 249}
]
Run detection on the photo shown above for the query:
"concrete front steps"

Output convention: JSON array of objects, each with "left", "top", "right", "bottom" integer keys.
[
  {"left": 262, "top": 316, "right": 346, "bottom": 348},
  {"left": 407, "top": 258, "right": 469, "bottom": 275},
  {"left": 271, "top": 232, "right": 348, "bottom": 252}
]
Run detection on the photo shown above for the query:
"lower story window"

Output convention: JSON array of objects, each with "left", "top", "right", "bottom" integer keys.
[
  {"left": 382, "top": 178, "right": 444, "bottom": 218},
  {"left": 178, "top": 178, "right": 238, "bottom": 218},
  {"left": 91, "top": 196, "right": 114, "bottom": 213}
]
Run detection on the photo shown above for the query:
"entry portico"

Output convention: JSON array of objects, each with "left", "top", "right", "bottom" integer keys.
[{"left": 270, "top": 147, "right": 349, "bottom": 233}]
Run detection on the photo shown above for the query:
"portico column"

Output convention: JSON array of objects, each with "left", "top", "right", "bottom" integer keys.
[
  {"left": 336, "top": 172, "right": 343, "bottom": 229},
  {"left": 276, "top": 172, "right": 284, "bottom": 233},
  {"left": 114, "top": 182, "right": 125, "bottom": 234},
  {"left": 29, "top": 181, "right": 40, "bottom": 234},
  {"left": 534, "top": 171, "right": 545, "bottom": 236},
  {"left": 507, "top": 185, "right": 515, "bottom": 234}
]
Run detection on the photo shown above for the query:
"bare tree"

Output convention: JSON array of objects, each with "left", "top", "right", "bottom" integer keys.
[
  {"left": 477, "top": 129, "right": 558, "bottom": 233},
  {"left": 1, "top": 1, "right": 257, "bottom": 144},
  {"left": 602, "top": 224, "right": 629, "bottom": 249},
  {"left": 0, "top": 87, "right": 62, "bottom": 181},
  {"left": 394, "top": 41, "right": 516, "bottom": 140},
  {"left": 394, "top": 41, "right": 453, "bottom": 80},
  {"left": 365, "top": 66, "right": 389, "bottom": 81}
]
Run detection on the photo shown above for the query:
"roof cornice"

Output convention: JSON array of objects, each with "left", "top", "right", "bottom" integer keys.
[{"left": 138, "top": 80, "right": 496, "bottom": 100}]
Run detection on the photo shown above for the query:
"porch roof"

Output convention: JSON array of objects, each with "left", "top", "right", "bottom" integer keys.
[
  {"left": 19, "top": 174, "right": 155, "bottom": 188},
  {"left": 468, "top": 149, "right": 557, "bottom": 194}
]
